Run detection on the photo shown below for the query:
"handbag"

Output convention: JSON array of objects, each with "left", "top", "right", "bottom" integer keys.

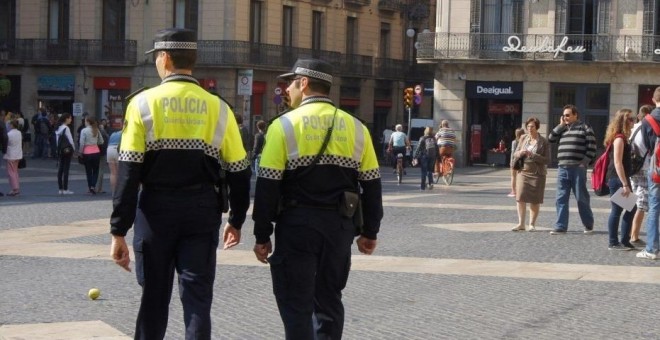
[
  {"left": 18, "top": 158, "right": 26, "bottom": 169},
  {"left": 512, "top": 157, "right": 524, "bottom": 170}
]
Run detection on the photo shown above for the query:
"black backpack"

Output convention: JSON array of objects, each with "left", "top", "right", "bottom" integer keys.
[{"left": 57, "top": 129, "right": 73, "bottom": 156}]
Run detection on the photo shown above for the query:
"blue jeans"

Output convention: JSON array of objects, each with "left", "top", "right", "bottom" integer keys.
[
  {"left": 419, "top": 156, "right": 435, "bottom": 189},
  {"left": 645, "top": 171, "right": 660, "bottom": 253},
  {"left": 253, "top": 154, "right": 261, "bottom": 175},
  {"left": 554, "top": 165, "right": 594, "bottom": 231},
  {"left": 607, "top": 177, "right": 635, "bottom": 246}
]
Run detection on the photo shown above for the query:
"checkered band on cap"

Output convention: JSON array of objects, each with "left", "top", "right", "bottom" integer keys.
[
  {"left": 295, "top": 67, "right": 333, "bottom": 84},
  {"left": 153, "top": 41, "right": 197, "bottom": 50}
]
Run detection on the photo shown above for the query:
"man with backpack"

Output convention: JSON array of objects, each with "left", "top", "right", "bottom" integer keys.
[
  {"left": 548, "top": 104, "right": 597, "bottom": 235},
  {"left": 637, "top": 87, "right": 660, "bottom": 260}
]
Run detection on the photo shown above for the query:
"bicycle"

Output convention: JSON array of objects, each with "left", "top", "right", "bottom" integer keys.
[
  {"left": 433, "top": 155, "right": 455, "bottom": 185},
  {"left": 396, "top": 153, "right": 404, "bottom": 184}
]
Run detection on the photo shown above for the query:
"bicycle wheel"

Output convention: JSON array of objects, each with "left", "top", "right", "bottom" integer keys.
[
  {"left": 433, "top": 172, "right": 440, "bottom": 184},
  {"left": 442, "top": 159, "right": 454, "bottom": 185}
]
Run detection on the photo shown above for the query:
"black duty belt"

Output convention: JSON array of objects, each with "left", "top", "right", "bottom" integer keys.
[
  {"left": 143, "top": 183, "right": 214, "bottom": 192},
  {"left": 282, "top": 199, "right": 337, "bottom": 211}
]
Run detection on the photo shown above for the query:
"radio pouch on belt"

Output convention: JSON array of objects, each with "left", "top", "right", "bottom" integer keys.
[
  {"left": 338, "top": 191, "right": 360, "bottom": 217},
  {"left": 216, "top": 169, "right": 229, "bottom": 213}
]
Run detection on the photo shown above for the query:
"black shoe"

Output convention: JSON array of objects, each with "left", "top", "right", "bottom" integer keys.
[
  {"left": 609, "top": 244, "right": 632, "bottom": 251},
  {"left": 0, "top": 192, "right": 4, "bottom": 197},
  {"left": 631, "top": 239, "right": 646, "bottom": 246},
  {"left": 550, "top": 229, "right": 566, "bottom": 235},
  {"left": 89, "top": 188, "right": 96, "bottom": 195},
  {"left": 622, "top": 243, "right": 636, "bottom": 250}
]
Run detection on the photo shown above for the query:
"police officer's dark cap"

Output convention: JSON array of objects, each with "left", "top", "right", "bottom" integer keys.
[
  {"left": 278, "top": 59, "right": 333, "bottom": 85},
  {"left": 145, "top": 28, "right": 197, "bottom": 55}
]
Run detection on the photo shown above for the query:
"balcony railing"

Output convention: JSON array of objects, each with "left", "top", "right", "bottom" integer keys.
[
  {"left": 378, "top": 0, "right": 401, "bottom": 12},
  {"left": 416, "top": 32, "right": 660, "bottom": 63},
  {"left": 1, "top": 38, "right": 429, "bottom": 81},
  {"left": 2, "top": 39, "right": 137, "bottom": 65},
  {"left": 345, "top": 0, "right": 371, "bottom": 5}
]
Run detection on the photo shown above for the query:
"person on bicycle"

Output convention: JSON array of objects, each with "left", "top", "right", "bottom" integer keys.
[
  {"left": 388, "top": 124, "right": 410, "bottom": 173},
  {"left": 435, "top": 120, "right": 456, "bottom": 174}
]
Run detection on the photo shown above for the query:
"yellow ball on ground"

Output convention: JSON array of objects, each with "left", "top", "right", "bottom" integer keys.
[{"left": 88, "top": 288, "right": 101, "bottom": 300}]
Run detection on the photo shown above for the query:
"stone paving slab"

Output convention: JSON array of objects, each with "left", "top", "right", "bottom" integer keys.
[{"left": 0, "top": 320, "right": 130, "bottom": 340}]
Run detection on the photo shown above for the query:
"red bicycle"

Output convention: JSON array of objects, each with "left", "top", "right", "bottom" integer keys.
[{"left": 433, "top": 155, "right": 455, "bottom": 185}]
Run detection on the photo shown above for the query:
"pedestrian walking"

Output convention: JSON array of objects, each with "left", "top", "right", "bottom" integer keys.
[
  {"left": 511, "top": 117, "right": 549, "bottom": 232},
  {"left": 548, "top": 104, "right": 597, "bottom": 234},
  {"left": 252, "top": 58, "right": 383, "bottom": 340},
  {"left": 251, "top": 119, "right": 266, "bottom": 174},
  {"left": 4, "top": 119, "right": 23, "bottom": 196},
  {"left": 508, "top": 128, "right": 525, "bottom": 197},
  {"left": 106, "top": 129, "right": 122, "bottom": 195},
  {"left": 109, "top": 28, "right": 251, "bottom": 340},
  {"left": 79, "top": 117, "right": 104, "bottom": 194},
  {"left": 55, "top": 113, "right": 75, "bottom": 195},
  {"left": 629, "top": 104, "right": 653, "bottom": 245},
  {"left": 637, "top": 87, "right": 660, "bottom": 260},
  {"left": 413, "top": 126, "right": 437, "bottom": 190},
  {"left": 603, "top": 109, "right": 636, "bottom": 251}
]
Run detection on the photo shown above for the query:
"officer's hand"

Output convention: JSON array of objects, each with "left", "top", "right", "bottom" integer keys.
[
  {"left": 356, "top": 236, "right": 377, "bottom": 255},
  {"left": 110, "top": 235, "right": 131, "bottom": 272},
  {"left": 222, "top": 223, "right": 241, "bottom": 250},
  {"left": 253, "top": 241, "right": 272, "bottom": 264}
]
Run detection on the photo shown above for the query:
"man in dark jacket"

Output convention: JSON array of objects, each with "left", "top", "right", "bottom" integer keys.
[{"left": 637, "top": 86, "right": 660, "bottom": 260}]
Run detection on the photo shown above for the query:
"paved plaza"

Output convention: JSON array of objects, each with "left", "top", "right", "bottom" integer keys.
[{"left": 1, "top": 158, "right": 660, "bottom": 339}]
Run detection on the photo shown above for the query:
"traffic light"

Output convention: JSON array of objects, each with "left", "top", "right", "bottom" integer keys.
[{"left": 404, "top": 87, "right": 414, "bottom": 108}]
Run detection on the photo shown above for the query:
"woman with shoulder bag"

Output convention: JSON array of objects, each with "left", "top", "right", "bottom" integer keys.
[
  {"left": 79, "top": 116, "right": 104, "bottom": 194},
  {"left": 55, "top": 113, "right": 75, "bottom": 195},
  {"left": 511, "top": 117, "right": 549, "bottom": 232},
  {"left": 604, "top": 109, "right": 636, "bottom": 251}
]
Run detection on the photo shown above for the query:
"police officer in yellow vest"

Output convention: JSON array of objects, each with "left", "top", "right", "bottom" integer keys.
[
  {"left": 109, "top": 28, "right": 251, "bottom": 340},
  {"left": 252, "top": 59, "right": 384, "bottom": 339}
]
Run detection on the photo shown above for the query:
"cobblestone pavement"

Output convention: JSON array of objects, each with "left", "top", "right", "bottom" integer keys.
[{"left": 1, "top": 159, "right": 660, "bottom": 339}]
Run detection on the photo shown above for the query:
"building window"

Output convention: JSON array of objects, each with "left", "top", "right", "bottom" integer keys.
[
  {"left": 346, "top": 17, "right": 357, "bottom": 55},
  {"left": 282, "top": 5, "right": 293, "bottom": 47},
  {"left": 250, "top": 0, "right": 263, "bottom": 43},
  {"left": 557, "top": 0, "right": 610, "bottom": 35},
  {"left": 103, "top": 0, "right": 125, "bottom": 41},
  {"left": 481, "top": 0, "right": 523, "bottom": 34},
  {"left": 0, "top": 0, "right": 16, "bottom": 41},
  {"left": 312, "top": 11, "right": 323, "bottom": 50},
  {"left": 642, "top": 0, "right": 658, "bottom": 34},
  {"left": 48, "top": 0, "right": 69, "bottom": 41},
  {"left": 379, "top": 22, "right": 390, "bottom": 59},
  {"left": 174, "top": 0, "right": 198, "bottom": 30}
]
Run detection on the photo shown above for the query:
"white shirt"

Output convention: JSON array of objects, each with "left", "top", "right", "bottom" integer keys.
[
  {"left": 631, "top": 122, "right": 650, "bottom": 170},
  {"left": 4, "top": 129, "right": 23, "bottom": 160}
]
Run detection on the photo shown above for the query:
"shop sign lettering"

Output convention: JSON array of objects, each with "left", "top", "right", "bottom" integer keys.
[
  {"left": 502, "top": 36, "right": 586, "bottom": 59},
  {"left": 476, "top": 86, "right": 513, "bottom": 96}
]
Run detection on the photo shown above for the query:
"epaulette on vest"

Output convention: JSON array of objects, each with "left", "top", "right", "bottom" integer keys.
[
  {"left": 346, "top": 111, "right": 366, "bottom": 125},
  {"left": 125, "top": 87, "right": 148, "bottom": 105},
  {"left": 267, "top": 109, "right": 292, "bottom": 127},
  {"left": 208, "top": 91, "right": 234, "bottom": 110}
]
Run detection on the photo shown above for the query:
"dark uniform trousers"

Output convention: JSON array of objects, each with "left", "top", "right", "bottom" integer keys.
[
  {"left": 268, "top": 207, "right": 356, "bottom": 340},
  {"left": 133, "top": 185, "right": 221, "bottom": 340}
]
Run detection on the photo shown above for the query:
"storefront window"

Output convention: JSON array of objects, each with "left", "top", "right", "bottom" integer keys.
[{"left": 585, "top": 87, "right": 609, "bottom": 110}]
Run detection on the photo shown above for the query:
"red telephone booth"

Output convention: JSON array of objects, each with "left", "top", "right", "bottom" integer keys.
[{"left": 470, "top": 124, "right": 482, "bottom": 161}]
